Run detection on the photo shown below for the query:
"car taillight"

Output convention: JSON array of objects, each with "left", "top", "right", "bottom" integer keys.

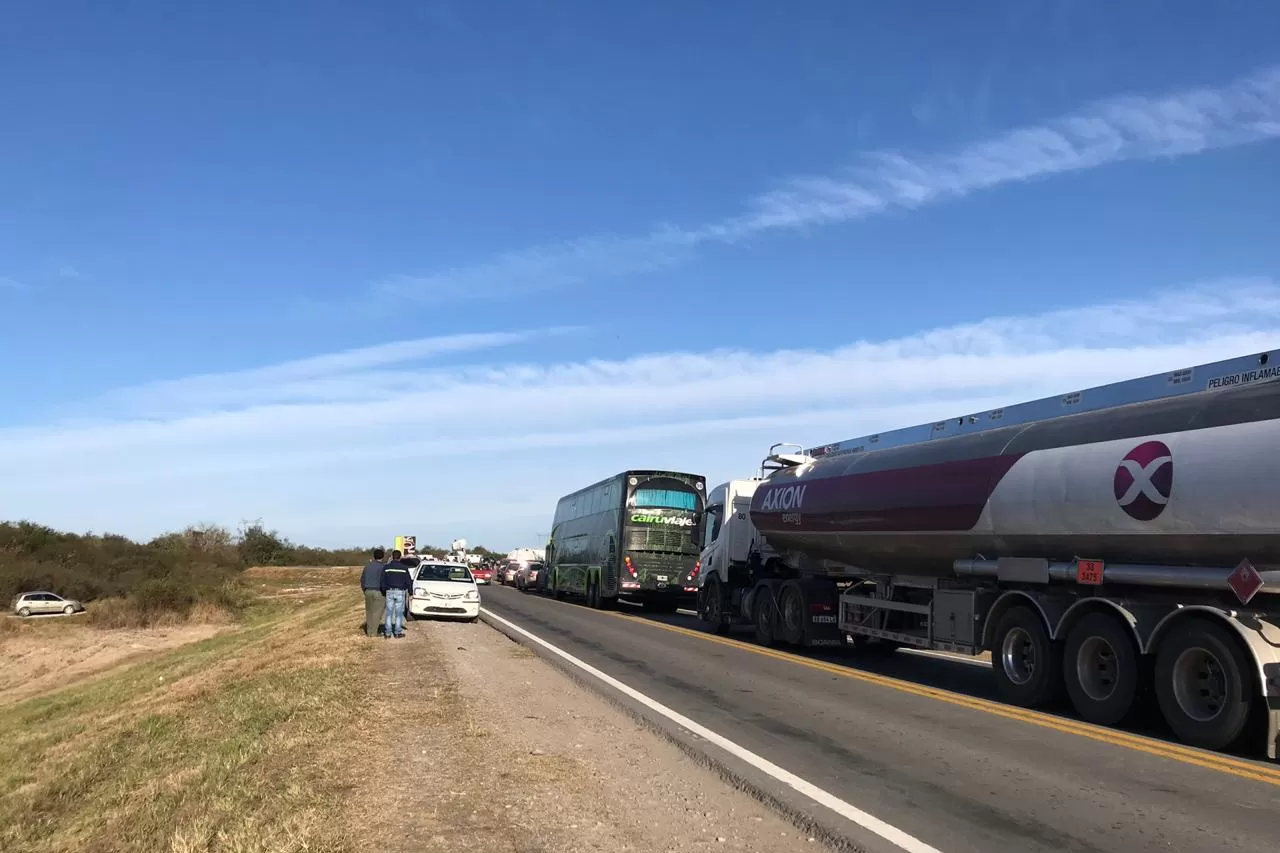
[
  {"left": 688, "top": 560, "right": 701, "bottom": 580},
  {"left": 624, "top": 556, "right": 638, "bottom": 577}
]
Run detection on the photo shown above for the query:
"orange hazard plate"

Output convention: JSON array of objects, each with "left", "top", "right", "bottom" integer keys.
[{"left": 1076, "top": 560, "right": 1105, "bottom": 585}]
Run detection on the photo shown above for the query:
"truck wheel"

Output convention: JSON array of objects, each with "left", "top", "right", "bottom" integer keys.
[
  {"left": 1154, "top": 618, "right": 1253, "bottom": 751},
  {"left": 586, "top": 579, "right": 599, "bottom": 609},
  {"left": 778, "top": 582, "right": 805, "bottom": 645},
  {"left": 1063, "top": 613, "right": 1141, "bottom": 726},
  {"left": 699, "top": 577, "right": 730, "bottom": 635},
  {"left": 753, "top": 589, "right": 776, "bottom": 647},
  {"left": 991, "top": 605, "right": 1063, "bottom": 709}
]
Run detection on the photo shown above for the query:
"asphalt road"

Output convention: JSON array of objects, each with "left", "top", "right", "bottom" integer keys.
[{"left": 478, "top": 583, "right": 1280, "bottom": 853}]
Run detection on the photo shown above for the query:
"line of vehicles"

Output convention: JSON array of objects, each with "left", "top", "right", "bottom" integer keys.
[{"left": 523, "top": 349, "right": 1280, "bottom": 759}]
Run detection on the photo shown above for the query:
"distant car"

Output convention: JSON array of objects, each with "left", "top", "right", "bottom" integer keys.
[
  {"left": 502, "top": 564, "right": 520, "bottom": 585},
  {"left": 472, "top": 566, "right": 494, "bottom": 585},
  {"left": 515, "top": 561, "right": 544, "bottom": 591},
  {"left": 408, "top": 561, "right": 481, "bottom": 622},
  {"left": 12, "top": 591, "right": 85, "bottom": 617}
]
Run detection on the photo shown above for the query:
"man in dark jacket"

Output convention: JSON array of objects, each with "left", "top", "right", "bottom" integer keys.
[
  {"left": 361, "top": 548, "right": 386, "bottom": 637},
  {"left": 380, "top": 550, "right": 414, "bottom": 639}
]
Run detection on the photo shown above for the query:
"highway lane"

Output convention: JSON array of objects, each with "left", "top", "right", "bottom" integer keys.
[{"left": 479, "top": 584, "right": 1280, "bottom": 853}]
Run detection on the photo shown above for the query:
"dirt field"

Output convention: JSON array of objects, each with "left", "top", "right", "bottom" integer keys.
[
  {"left": 0, "top": 567, "right": 822, "bottom": 853},
  {"left": 0, "top": 621, "right": 225, "bottom": 705}
]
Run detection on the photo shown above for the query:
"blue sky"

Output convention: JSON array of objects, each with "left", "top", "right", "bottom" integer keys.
[{"left": 2, "top": 1, "right": 1278, "bottom": 549}]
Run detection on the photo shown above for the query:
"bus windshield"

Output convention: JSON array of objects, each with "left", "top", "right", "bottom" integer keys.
[{"left": 632, "top": 488, "right": 699, "bottom": 511}]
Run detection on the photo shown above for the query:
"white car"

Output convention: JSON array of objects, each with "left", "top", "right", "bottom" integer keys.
[
  {"left": 408, "top": 561, "right": 481, "bottom": 622},
  {"left": 12, "top": 591, "right": 85, "bottom": 617}
]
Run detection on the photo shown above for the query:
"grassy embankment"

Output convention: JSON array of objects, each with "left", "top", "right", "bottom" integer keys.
[
  {"left": 0, "top": 520, "right": 372, "bottom": 629},
  {"left": 0, "top": 568, "right": 374, "bottom": 853}
]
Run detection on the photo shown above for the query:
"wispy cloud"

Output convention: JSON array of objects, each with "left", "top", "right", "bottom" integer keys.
[
  {"left": 106, "top": 326, "right": 583, "bottom": 415},
  {"left": 2, "top": 278, "right": 1277, "bottom": 545},
  {"left": 0, "top": 276, "right": 26, "bottom": 291},
  {"left": 56, "top": 265, "right": 82, "bottom": 280},
  {"left": 383, "top": 65, "right": 1280, "bottom": 303}
]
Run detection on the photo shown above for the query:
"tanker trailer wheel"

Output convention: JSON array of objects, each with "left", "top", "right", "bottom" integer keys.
[
  {"left": 699, "top": 577, "right": 730, "bottom": 635},
  {"left": 1063, "top": 613, "right": 1141, "bottom": 726},
  {"left": 1154, "top": 619, "right": 1253, "bottom": 751},
  {"left": 753, "top": 587, "right": 777, "bottom": 647},
  {"left": 778, "top": 582, "right": 806, "bottom": 646},
  {"left": 991, "top": 606, "right": 1063, "bottom": 709}
]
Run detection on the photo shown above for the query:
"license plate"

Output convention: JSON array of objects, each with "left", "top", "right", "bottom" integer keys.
[{"left": 655, "top": 575, "right": 668, "bottom": 582}]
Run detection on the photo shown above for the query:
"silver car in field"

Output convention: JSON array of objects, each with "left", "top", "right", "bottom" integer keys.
[{"left": 11, "top": 591, "right": 86, "bottom": 617}]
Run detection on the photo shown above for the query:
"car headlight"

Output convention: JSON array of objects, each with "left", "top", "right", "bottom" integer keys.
[
  {"left": 465, "top": 589, "right": 480, "bottom": 601},
  {"left": 414, "top": 587, "right": 426, "bottom": 596}
]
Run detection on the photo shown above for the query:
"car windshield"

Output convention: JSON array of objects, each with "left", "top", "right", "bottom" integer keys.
[
  {"left": 528, "top": 563, "right": 544, "bottom": 572},
  {"left": 416, "top": 564, "right": 473, "bottom": 582}
]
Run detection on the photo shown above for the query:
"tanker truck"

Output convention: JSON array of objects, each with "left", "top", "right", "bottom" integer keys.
[{"left": 691, "top": 349, "right": 1280, "bottom": 757}]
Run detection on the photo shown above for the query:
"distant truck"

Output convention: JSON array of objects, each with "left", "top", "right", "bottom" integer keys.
[{"left": 693, "top": 350, "right": 1280, "bottom": 757}]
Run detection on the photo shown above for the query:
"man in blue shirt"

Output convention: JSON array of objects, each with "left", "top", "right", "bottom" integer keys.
[
  {"left": 360, "top": 548, "right": 386, "bottom": 637},
  {"left": 380, "top": 550, "right": 414, "bottom": 639}
]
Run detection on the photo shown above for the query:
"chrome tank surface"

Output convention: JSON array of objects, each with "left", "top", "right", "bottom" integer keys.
[{"left": 750, "top": 379, "right": 1280, "bottom": 573}]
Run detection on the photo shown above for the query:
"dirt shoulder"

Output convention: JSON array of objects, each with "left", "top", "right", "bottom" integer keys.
[{"left": 351, "top": 616, "right": 824, "bottom": 853}]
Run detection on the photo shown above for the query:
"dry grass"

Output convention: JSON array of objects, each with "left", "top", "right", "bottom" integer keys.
[
  {"left": 84, "top": 596, "right": 238, "bottom": 629},
  {"left": 0, "top": 574, "right": 373, "bottom": 853}
]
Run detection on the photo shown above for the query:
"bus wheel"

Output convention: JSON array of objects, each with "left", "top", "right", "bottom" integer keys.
[
  {"left": 991, "top": 605, "right": 1063, "bottom": 709},
  {"left": 586, "top": 579, "right": 599, "bottom": 608},
  {"left": 753, "top": 588, "right": 776, "bottom": 647},
  {"left": 1063, "top": 612, "right": 1141, "bottom": 726},
  {"left": 1154, "top": 618, "right": 1253, "bottom": 751},
  {"left": 700, "top": 577, "right": 730, "bottom": 635}
]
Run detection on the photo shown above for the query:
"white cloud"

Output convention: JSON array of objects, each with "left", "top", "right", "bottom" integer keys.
[
  {"left": 1, "top": 278, "right": 1277, "bottom": 549},
  {"left": 105, "top": 326, "right": 584, "bottom": 415},
  {"left": 383, "top": 65, "right": 1280, "bottom": 302},
  {"left": 0, "top": 276, "right": 25, "bottom": 291}
]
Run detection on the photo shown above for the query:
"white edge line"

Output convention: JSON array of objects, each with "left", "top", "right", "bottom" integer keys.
[{"left": 480, "top": 606, "right": 945, "bottom": 853}]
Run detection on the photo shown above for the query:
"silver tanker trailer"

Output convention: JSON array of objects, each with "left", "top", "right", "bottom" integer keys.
[{"left": 692, "top": 349, "right": 1280, "bottom": 757}]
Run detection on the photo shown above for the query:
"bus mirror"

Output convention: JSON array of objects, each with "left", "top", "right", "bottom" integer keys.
[{"left": 690, "top": 512, "right": 704, "bottom": 548}]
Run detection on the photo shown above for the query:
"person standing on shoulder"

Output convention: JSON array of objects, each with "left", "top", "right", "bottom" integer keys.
[
  {"left": 380, "top": 549, "right": 414, "bottom": 639},
  {"left": 361, "top": 548, "right": 387, "bottom": 637}
]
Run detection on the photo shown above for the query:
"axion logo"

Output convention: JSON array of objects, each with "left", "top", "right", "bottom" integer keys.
[
  {"left": 759, "top": 484, "right": 808, "bottom": 512},
  {"left": 1113, "top": 440, "right": 1173, "bottom": 521}
]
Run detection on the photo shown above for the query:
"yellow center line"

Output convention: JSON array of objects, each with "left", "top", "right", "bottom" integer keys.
[{"left": 604, "top": 611, "right": 1280, "bottom": 787}]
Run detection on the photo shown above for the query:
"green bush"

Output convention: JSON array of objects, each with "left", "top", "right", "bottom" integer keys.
[{"left": 0, "top": 520, "right": 374, "bottom": 606}]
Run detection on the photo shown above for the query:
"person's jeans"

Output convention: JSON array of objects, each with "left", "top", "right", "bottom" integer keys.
[{"left": 384, "top": 589, "right": 407, "bottom": 636}]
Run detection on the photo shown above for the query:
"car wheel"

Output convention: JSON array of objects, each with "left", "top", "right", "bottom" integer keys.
[
  {"left": 18, "top": 607, "right": 31, "bottom": 617},
  {"left": 63, "top": 605, "right": 75, "bottom": 615}
]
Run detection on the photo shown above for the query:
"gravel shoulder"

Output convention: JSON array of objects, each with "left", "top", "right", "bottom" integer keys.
[{"left": 351, "top": 615, "right": 826, "bottom": 853}]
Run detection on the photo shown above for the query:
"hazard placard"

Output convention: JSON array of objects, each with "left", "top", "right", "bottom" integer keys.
[
  {"left": 1075, "top": 559, "right": 1105, "bottom": 585},
  {"left": 1227, "top": 559, "right": 1264, "bottom": 605}
]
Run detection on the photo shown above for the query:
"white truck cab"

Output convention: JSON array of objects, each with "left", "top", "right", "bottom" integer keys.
[{"left": 697, "top": 478, "right": 762, "bottom": 589}]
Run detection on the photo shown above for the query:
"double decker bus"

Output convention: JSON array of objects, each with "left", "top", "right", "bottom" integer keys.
[{"left": 545, "top": 469, "right": 706, "bottom": 611}]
